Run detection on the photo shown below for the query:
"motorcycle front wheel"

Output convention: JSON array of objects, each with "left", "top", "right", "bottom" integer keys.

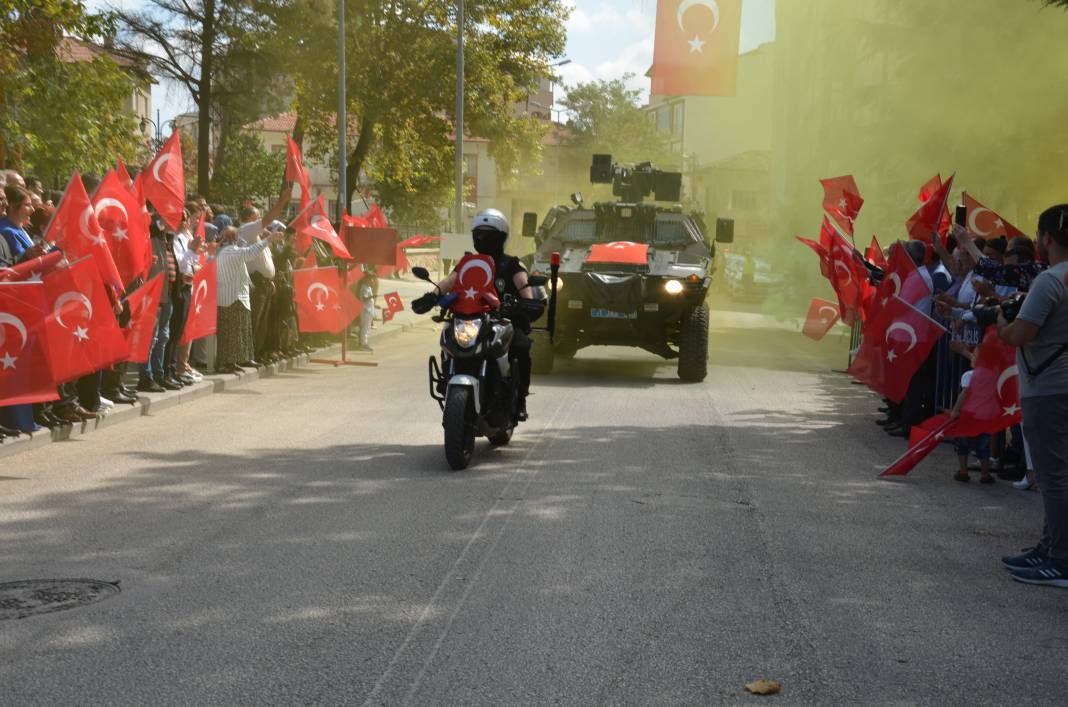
[{"left": 443, "top": 386, "right": 476, "bottom": 470}]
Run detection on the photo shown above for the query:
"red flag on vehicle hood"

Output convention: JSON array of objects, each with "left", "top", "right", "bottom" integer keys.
[
  {"left": 41, "top": 256, "right": 129, "bottom": 383},
  {"left": 293, "top": 266, "right": 362, "bottom": 334},
  {"left": 848, "top": 294, "right": 946, "bottom": 403},
  {"left": 948, "top": 327, "right": 1022, "bottom": 437},
  {"left": 124, "top": 273, "right": 164, "bottom": 364},
  {"left": 142, "top": 131, "right": 186, "bottom": 231},
  {"left": 651, "top": 0, "right": 742, "bottom": 97},
  {"left": 820, "top": 175, "right": 864, "bottom": 237},
  {"left": 802, "top": 298, "right": 840, "bottom": 342},
  {"left": 587, "top": 241, "right": 649, "bottom": 266},
  {"left": 0, "top": 282, "right": 59, "bottom": 406}
]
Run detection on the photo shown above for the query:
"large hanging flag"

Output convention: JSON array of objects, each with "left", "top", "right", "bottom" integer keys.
[
  {"left": 42, "top": 256, "right": 130, "bottom": 383},
  {"left": 142, "top": 131, "right": 186, "bottom": 231},
  {"left": 124, "top": 273, "right": 164, "bottom": 364},
  {"left": 181, "top": 259, "right": 217, "bottom": 344},
  {"left": 848, "top": 294, "right": 946, "bottom": 403},
  {"left": 93, "top": 169, "right": 150, "bottom": 288},
  {"left": 949, "top": 327, "right": 1022, "bottom": 437},
  {"left": 291, "top": 195, "right": 352, "bottom": 259},
  {"left": 820, "top": 175, "right": 864, "bottom": 237},
  {"left": 44, "top": 171, "right": 124, "bottom": 293},
  {"left": 907, "top": 173, "right": 954, "bottom": 241},
  {"left": 651, "top": 0, "right": 742, "bottom": 96},
  {"left": 0, "top": 282, "right": 58, "bottom": 406},
  {"left": 293, "top": 267, "right": 361, "bottom": 334},
  {"left": 962, "top": 192, "right": 1025, "bottom": 240},
  {"left": 285, "top": 136, "right": 312, "bottom": 208},
  {"left": 801, "top": 298, "right": 840, "bottom": 342}
]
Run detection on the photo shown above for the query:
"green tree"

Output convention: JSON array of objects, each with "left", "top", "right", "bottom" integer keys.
[
  {"left": 210, "top": 129, "right": 285, "bottom": 207},
  {"left": 264, "top": 0, "right": 567, "bottom": 219},
  {"left": 0, "top": 1, "right": 143, "bottom": 181}
]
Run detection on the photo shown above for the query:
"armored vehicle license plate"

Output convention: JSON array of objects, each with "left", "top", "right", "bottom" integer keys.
[{"left": 590, "top": 308, "right": 637, "bottom": 320}]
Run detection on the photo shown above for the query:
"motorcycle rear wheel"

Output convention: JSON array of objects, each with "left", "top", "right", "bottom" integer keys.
[{"left": 444, "top": 386, "right": 476, "bottom": 470}]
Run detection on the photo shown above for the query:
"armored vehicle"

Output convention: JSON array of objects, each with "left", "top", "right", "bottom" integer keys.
[{"left": 523, "top": 154, "right": 734, "bottom": 382}]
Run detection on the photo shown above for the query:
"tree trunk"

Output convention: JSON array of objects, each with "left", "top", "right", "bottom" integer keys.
[
  {"left": 345, "top": 113, "right": 375, "bottom": 209},
  {"left": 197, "top": 0, "right": 216, "bottom": 199}
]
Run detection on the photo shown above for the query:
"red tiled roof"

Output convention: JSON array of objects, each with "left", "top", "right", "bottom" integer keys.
[
  {"left": 57, "top": 37, "right": 154, "bottom": 80},
  {"left": 248, "top": 113, "right": 299, "bottom": 132}
]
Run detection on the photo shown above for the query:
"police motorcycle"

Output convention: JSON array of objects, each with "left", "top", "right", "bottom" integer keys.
[{"left": 411, "top": 257, "right": 559, "bottom": 470}]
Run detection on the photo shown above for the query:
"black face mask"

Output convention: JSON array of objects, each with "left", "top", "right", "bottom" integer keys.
[{"left": 473, "top": 231, "right": 505, "bottom": 256}]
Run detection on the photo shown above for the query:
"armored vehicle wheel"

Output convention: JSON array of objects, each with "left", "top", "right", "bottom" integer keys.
[
  {"left": 677, "top": 305, "right": 709, "bottom": 382},
  {"left": 531, "top": 332, "right": 555, "bottom": 374},
  {"left": 444, "top": 386, "right": 476, "bottom": 470}
]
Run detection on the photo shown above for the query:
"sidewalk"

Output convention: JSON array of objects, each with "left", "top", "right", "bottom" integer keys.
[{"left": 0, "top": 276, "right": 435, "bottom": 460}]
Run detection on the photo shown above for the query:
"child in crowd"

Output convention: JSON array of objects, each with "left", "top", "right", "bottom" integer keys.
[{"left": 950, "top": 366, "right": 996, "bottom": 484}]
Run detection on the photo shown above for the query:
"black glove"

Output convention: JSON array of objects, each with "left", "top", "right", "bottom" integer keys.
[{"left": 411, "top": 292, "right": 439, "bottom": 314}]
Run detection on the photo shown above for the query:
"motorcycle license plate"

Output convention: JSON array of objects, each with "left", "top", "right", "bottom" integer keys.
[{"left": 590, "top": 308, "right": 637, "bottom": 320}]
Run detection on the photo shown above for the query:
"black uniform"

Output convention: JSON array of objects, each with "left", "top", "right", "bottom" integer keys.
[{"left": 490, "top": 255, "right": 534, "bottom": 400}]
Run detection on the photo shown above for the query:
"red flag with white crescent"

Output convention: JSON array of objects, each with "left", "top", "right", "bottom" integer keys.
[
  {"left": 291, "top": 196, "right": 351, "bottom": 259},
  {"left": 451, "top": 254, "right": 497, "bottom": 316},
  {"left": 181, "top": 259, "right": 217, "bottom": 344},
  {"left": 0, "top": 250, "right": 64, "bottom": 283},
  {"left": 286, "top": 136, "right": 312, "bottom": 209},
  {"left": 801, "top": 298, "right": 840, "bottom": 341},
  {"left": 651, "top": 0, "right": 742, "bottom": 97},
  {"left": 866, "top": 235, "right": 888, "bottom": 270},
  {"left": 820, "top": 175, "right": 864, "bottom": 237},
  {"left": 827, "top": 231, "right": 871, "bottom": 326},
  {"left": 124, "top": 273, "right": 164, "bottom": 363},
  {"left": 142, "top": 131, "right": 186, "bottom": 231},
  {"left": 45, "top": 171, "right": 124, "bottom": 294},
  {"left": 0, "top": 282, "right": 58, "bottom": 406},
  {"left": 962, "top": 192, "right": 1025, "bottom": 241},
  {"left": 93, "top": 169, "right": 150, "bottom": 288},
  {"left": 587, "top": 241, "right": 649, "bottom": 266},
  {"left": 867, "top": 241, "right": 932, "bottom": 322},
  {"left": 880, "top": 413, "right": 954, "bottom": 477},
  {"left": 383, "top": 291, "right": 403, "bottom": 314},
  {"left": 293, "top": 267, "right": 361, "bottom": 334},
  {"left": 948, "top": 327, "right": 1022, "bottom": 437},
  {"left": 41, "top": 256, "right": 130, "bottom": 383},
  {"left": 907, "top": 173, "right": 954, "bottom": 241}
]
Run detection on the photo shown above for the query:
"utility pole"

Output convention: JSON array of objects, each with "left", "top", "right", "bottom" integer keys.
[
  {"left": 454, "top": 0, "right": 464, "bottom": 233},
  {"left": 337, "top": 0, "right": 347, "bottom": 223}
]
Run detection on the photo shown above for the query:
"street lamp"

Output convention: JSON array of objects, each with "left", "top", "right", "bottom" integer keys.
[{"left": 454, "top": 0, "right": 465, "bottom": 234}]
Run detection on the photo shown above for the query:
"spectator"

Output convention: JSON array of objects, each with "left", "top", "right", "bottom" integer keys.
[
  {"left": 1, "top": 185, "right": 47, "bottom": 263},
  {"left": 214, "top": 226, "right": 284, "bottom": 373},
  {"left": 24, "top": 175, "right": 43, "bottom": 198},
  {"left": 249, "top": 222, "right": 281, "bottom": 363},
  {"left": 2, "top": 169, "right": 25, "bottom": 188},
  {"left": 139, "top": 220, "right": 181, "bottom": 391},
  {"left": 955, "top": 225, "right": 1046, "bottom": 292},
  {"left": 998, "top": 204, "right": 1068, "bottom": 588},
  {"left": 354, "top": 265, "right": 378, "bottom": 352},
  {"left": 949, "top": 364, "right": 996, "bottom": 484}
]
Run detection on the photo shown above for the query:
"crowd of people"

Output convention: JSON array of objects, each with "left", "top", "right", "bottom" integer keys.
[
  {"left": 0, "top": 167, "right": 382, "bottom": 438},
  {"left": 862, "top": 207, "right": 1068, "bottom": 588}
]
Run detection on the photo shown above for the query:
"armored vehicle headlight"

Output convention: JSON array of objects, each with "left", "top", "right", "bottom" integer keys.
[
  {"left": 453, "top": 319, "right": 482, "bottom": 348},
  {"left": 663, "top": 279, "right": 685, "bottom": 295}
]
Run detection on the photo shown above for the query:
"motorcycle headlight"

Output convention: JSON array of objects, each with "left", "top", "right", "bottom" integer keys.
[
  {"left": 663, "top": 279, "right": 684, "bottom": 295},
  {"left": 453, "top": 319, "right": 482, "bottom": 348}
]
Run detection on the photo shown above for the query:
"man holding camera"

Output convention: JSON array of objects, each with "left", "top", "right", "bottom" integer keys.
[{"left": 997, "top": 205, "right": 1068, "bottom": 588}]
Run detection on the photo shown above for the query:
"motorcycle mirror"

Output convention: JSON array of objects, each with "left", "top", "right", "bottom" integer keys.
[
  {"left": 412, "top": 266, "right": 433, "bottom": 283},
  {"left": 528, "top": 274, "right": 548, "bottom": 287}
]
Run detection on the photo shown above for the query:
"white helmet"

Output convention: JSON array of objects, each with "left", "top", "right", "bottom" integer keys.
[{"left": 472, "top": 208, "right": 509, "bottom": 235}]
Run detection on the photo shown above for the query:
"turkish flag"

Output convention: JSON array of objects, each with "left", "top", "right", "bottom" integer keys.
[
  {"left": 131, "top": 172, "right": 154, "bottom": 280},
  {"left": 948, "top": 327, "right": 1022, "bottom": 437},
  {"left": 827, "top": 232, "right": 870, "bottom": 326},
  {"left": 868, "top": 241, "right": 932, "bottom": 320},
  {"left": 848, "top": 294, "right": 946, "bottom": 403},
  {"left": 293, "top": 267, "right": 361, "bottom": 334},
  {"left": 41, "top": 256, "right": 130, "bottom": 383},
  {"left": 182, "top": 259, "right": 216, "bottom": 344},
  {"left": 867, "top": 235, "right": 888, "bottom": 270},
  {"left": 451, "top": 254, "right": 498, "bottom": 316},
  {"left": 0, "top": 282, "right": 59, "bottom": 406},
  {"left": 587, "top": 241, "right": 649, "bottom": 265},
  {"left": 343, "top": 211, "right": 371, "bottom": 229},
  {"left": 383, "top": 291, "right": 403, "bottom": 314},
  {"left": 795, "top": 234, "right": 831, "bottom": 279},
  {"left": 116, "top": 159, "right": 134, "bottom": 190},
  {"left": 821, "top": 175, "right": 864, "bottom": 237},
  {"left": 94, "top": 169, "right": 150, "bottom": 288},
  {"left": 651, "top": 0, "right": 742, "bottom": 97},
  {"left": 142, "top": 131, "right": 186, "bottom": 231},
  {"left": 880, "top": 413, "right": 955, "bottom": 477},
  {"left": 45, "top": 172, "right": 124, "bottom": 293},
  {"left": 962, "top": 192, "right": 1025, "bottom": 240},
  {"left": 291, "top": 196, "right": 352, "bottom": 259},
  {"left": 907, "top": 173, "right": 954, "bottom": 241},
  {"left": 123, "top": 273, "right": 164, "bottom": 364},
  {"left": 802, "top": 298, "right": 840, "bottom": 341},
  {"left": 364, "top": 204, "right": 388, "bottom": 228},
  {"left": 286, "top": 136, "right": 312, "bottom": 208},
  {"left": 0, "top": 250, "right": 64, "bottom": 283}
]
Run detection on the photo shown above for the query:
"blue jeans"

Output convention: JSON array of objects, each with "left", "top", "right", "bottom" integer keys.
[
  {"left": 1023, "top": 395, "right": 1068, "bottom": 561},
  {"left": 955, "top": 433, "right": 991, "bottom": 460},
  {"left": 142, "top": 300, "right": 173, "bottom": 382}
]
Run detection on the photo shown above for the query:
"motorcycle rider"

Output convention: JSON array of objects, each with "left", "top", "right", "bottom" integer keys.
[{"left": 414, "top": 209, "right": 543, "bottom": 419}]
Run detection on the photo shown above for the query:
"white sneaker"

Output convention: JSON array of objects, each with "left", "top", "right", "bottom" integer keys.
[
  {"left": 184, "top": 369, "right": 203, "bottom": 381},
  {"left": 1013, "top": 477, "right": 1037, "bottom": 491},
  {"left": 98, "top": 396, "right": 115, "bottom": 408}
]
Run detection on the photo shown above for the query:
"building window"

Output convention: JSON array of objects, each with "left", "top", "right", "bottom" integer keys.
[
  {"left": 655, "top": 106, "right": 670, "bottom": 133},
  {"left": 672, "top": 102, "right": 684, "bottom": 138}
]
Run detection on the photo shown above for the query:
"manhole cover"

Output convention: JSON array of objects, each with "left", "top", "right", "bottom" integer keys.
[{"left": 0, "top": 579, "right": 120, "bottom": 620}]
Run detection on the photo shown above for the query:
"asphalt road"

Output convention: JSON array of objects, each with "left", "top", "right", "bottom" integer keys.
[{"left": 1, "top": 301, "right": 1066, "bottom": 706}]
